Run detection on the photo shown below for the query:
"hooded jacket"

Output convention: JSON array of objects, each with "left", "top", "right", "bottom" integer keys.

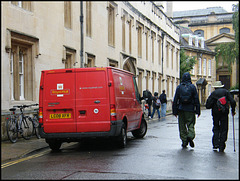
[{"left": 172, "top": 72, "right": 200, "bottom": 115}]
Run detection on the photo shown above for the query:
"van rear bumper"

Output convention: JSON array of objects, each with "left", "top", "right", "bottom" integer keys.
[{"left": 39, "top": 120, "right": 123, "bottom": 140}]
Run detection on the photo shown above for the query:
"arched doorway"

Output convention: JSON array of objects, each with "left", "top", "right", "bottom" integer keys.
[{"left": 122, "top": 56, "right": 136, "bottom": 75}]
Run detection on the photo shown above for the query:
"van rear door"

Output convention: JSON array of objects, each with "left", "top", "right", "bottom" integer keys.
[
  {"left": 75, "top": 68, "right": 111, "bottom": 132},
  {"left": 43, "top": 69, "right": 76, "bottom": 133}
]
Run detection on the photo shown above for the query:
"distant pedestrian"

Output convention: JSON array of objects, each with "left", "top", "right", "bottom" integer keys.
[
  {"left": 172, "top": 72, "right": 201, "bottom": 148},
  {"left": 160, "top": 90, "right": 167, "bottom": 117},
  {"left": 143, "top": 89, "right": 153, "bottom": 118},
  {"left": 151, "top": 92, "right": 161, "bottom": 119},
  {"left": 206, "top": 81, "right": 236, "bottom": 152}
]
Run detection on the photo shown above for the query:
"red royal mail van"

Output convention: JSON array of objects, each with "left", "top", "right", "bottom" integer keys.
[{"left": 39, "top": 67, "right": 147, "bottom": 150}]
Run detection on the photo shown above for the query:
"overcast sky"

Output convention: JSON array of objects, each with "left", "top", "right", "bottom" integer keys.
[{"left": 162, "top": 1, "right": 238, "bottom": 12}]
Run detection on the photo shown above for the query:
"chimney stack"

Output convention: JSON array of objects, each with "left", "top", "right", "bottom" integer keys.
[{"left": 166, "top": 1, "right": 173, "bottom": 18}]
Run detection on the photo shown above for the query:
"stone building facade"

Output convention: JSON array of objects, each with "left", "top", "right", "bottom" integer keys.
[
  {"left": 172, "top": 6, "right": 238, "bottom": 91},
  {"left": 1, "top": 1, "right": 180, "bottom": 139}
]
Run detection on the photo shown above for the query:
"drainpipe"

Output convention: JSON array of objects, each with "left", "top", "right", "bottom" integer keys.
[{"left": 80, "top": 1, "right": 84, "bottom": 68}]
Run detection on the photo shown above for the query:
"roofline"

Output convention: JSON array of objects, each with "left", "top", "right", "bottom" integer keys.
[
  {"left": 205, "top": 33, "right": 235, "bottom": 44},
  {"left": 189, "top": 21, "right": 232, "bottom": 27},
  {"left": 172, "top": 12, "right": 233, "bottom": 19},
  {"left": 181, "top": 46, "right": 216, "bottom": 56}
]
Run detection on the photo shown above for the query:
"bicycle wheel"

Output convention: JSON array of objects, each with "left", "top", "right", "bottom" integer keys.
[
  {"left": 21, "top": 117, "right": 34, "bottom": 140},
  {"left": 6, "top": 118, "right": 18, "bottom": 143},
  {"left": 33, "top": 116, "right": 41, "bottom": 139}
]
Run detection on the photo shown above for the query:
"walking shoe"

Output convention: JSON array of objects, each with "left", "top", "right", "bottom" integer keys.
[
  {"left": 187, "top": 137, "right": 194, "bottom": 148},
  {"left": 213, "top": 145, "right": 219, "bottom": 150},
  {"left": 219, "top": 148, "right": 224, "bottom": 152},
  {"left": 181, "top": 142, "right": 188, "bottom": 148}
]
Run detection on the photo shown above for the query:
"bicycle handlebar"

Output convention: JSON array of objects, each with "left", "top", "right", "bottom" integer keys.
[{"left": 12, "top": 103, "right": 39, "bottom": 109}]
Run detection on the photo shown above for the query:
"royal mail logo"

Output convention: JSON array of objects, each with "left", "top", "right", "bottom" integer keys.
[
  {"left": 51, "top": 89, "right": 70, "bottom": 95},
  {"left": 51, "top": 83, "right": 70, "bottom": 96}
]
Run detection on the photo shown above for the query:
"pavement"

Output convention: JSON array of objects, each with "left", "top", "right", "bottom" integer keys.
[{"left": 1, "top": 107, "right": 238, "bottom": 164}]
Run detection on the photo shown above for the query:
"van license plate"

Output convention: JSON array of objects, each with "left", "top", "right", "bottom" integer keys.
[{"left": 49, "top": 113, "right": 71, "bottom": 119}]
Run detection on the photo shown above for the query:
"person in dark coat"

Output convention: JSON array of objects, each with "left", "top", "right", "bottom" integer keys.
[
  {"left": 151, "top": 92, "right": 161, "bottom": 119},
  {"left": 172, "top": 72, "right": 201, "bottom": 148},
  {"left": 206, "top": 81, "right": 236, "bottom": 152},
  {"left": 145, "top": 89, "right": 153, "bottom": 118},
  {"left": 160, "top": 90, "right": 167, "bottom": 117}
]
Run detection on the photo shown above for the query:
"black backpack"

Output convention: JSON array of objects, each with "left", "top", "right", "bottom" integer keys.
[
  {"left": 216, "top": 96, "right": 229, "bottom": 113},
  {"left": 179, "top": 83, "right": 192, "bottom": 104},
  {"left": 143, "top": 90, "right": 148, "bottom": 99}
]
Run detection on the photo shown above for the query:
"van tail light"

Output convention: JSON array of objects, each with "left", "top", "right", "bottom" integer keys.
[
  {"left": 39, "top": 107, "right": 43, "bottom": 124},
  {"left": 110, "top": 104, "right": 116, "bottom": 121}
]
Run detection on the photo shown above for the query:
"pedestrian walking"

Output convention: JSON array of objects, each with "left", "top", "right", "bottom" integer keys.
[
  {"left": 205, "top": 81, "right": 236, "bottom": 152},
  {"left": 160, "top": 90, "right": 167, "bottom": 117},
  {"left": 172, "top": 72, "right": 200, "bottom": 148},
  {"left": 151, "top": 92, "right": 161, "bottom": 119},
  {"left": 143, "top": 89, "right": 153, "bottom": 118}
]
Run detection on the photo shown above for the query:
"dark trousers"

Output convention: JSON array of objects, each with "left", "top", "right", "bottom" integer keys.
[
  {"left": 212, "top": 113, "right": 229, "bottom": 150},
  {"left": 178, "top": 111, "right": 196, "bottom": 145},
  {"left": 148, "top": 104, "right": 152, "bottom": 117}
]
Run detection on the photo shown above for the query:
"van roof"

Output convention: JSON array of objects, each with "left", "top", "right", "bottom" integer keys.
[{"left": 42, "top": 67, "right": 134, "bottom": 76}]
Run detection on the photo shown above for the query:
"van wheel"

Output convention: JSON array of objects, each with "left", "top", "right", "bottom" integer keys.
[
  {"left": 132, "top": 118, "right": 147, "bottom": 138},
  {"left": 117, "top": 123, "right": 127, "bottom": 148},
  {"left": 47, "top": 139, "right": 62, "bottom": 151}
]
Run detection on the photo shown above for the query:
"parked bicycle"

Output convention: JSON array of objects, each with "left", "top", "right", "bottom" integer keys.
[
  {"left": 6, "top": 104, "right": 39, "bottom": 143},
  {"left": 32, "top": 106, "right": 41, "bottom": 139}
]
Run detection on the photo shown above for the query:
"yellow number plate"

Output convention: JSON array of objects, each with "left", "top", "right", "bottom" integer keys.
[{"left": 49, "top": 113, "right": 71, "bottom": 119}]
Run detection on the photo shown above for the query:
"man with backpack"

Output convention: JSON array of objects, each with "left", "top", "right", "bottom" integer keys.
[
  {"left": 172, "top": 72, "right": 200, "bottom": 148},
  {"left": 206, "top": 81, "right": 236, "bottom": 152},
  {"left": 151, "top": 92, "right": 161, "bottom": 120}
]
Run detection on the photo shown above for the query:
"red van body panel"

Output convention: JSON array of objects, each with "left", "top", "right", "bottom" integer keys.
[{"left": 39, "top": 67, "right": 143, "bottom": 140}]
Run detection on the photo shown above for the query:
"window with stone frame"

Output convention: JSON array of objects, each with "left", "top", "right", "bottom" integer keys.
[
  {"left": 108, "top": 3, "right": 115, "bottom": 47},
  {"left": 128, "top": 16, "right": 133, "bottom": 54},
  {"left": 64, "top": 1, "right": 72, "bottom": 29},
  {"left": 137, "top": 23, "right": 143, "bottom": 58},
  {"left": 152, "top": 72, "right": 156, "bottom": 93},
  {"left": 108, "top": 59, "right": 118, "bottom": 67},
  {"left": 158, "top": 36, "right": 162, "bottom": 65},
  {"left": 176, "top": 49, "right": 179, "bottom": 71},
  {"left": 167, "top": 77, "right": 170, "bottom": 97},
  {"left": 7, "top": 31, "right": 39, "bottom": 101},
  {"left": 171, "top": 45, "right": 174, "bottom": 69},
  {"left": 203, "top": 58, "right": 206, "bottom": 76},
  {"left": 86, "top": 54, "right": 95, "bottom": 67},
  {"left": 86, "top": 1, "right": 92, "bottom": 37},
  {"left": 208, "top": 59, "right": 212, "bottom": 76},
  {"left": 122, "top": 13, "right": 126, "bottom": 52},
  {"left": 146, "top": 71, "right": 150, "bottom": 90},
  {"left": 166, "top": 42, "right": 169, "bottom": 68},
  {"left": 138, "top": 71, "right": 143, "bottom": 96},
  {"left": 158, "top": 74, "right": 162, "bottom": 94},
  {"left": 151, "top": 31, "right": 156, "bottom": 63},
  {"left": 219, "top": 28, "right": 230, "bottom": 34},
  {"left": 145, "top": 28, "right": 149, "bottom": 60},
  {"left": 198, "top": 57, "right": 202, "bottom": 75},
  {"left": 64, "top": 47, "right": 76, "bottom": 68}
]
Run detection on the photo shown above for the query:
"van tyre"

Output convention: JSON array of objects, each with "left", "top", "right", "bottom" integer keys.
[
  {"left": 47, "top": 139, "right": 62, "bottom": 151},
  {"left": 117, "top": 123, "right": 127, "bottom": 148},
  {"left": 132, "top": 118, "right": 147, "bottom": 138}
]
